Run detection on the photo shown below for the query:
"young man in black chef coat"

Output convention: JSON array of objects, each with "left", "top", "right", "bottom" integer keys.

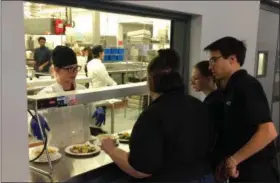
[
  {"left": 204, "top": 36, "right": 279, "bottom": 182},
  {"left": 34, "top": 37, "right": 52, "bottom": 75}
]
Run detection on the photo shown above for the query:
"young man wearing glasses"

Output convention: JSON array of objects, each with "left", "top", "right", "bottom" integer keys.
[
  {"left": 27, "top": 46, "right": 106, "bottom": 149},
  {"left": 204, "top": 36, "right": 279, "bottom": 182}
]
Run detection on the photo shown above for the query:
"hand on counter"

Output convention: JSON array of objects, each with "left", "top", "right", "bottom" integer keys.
[{"left": 101, "top": 138, "right": 116, "bottom": 154}]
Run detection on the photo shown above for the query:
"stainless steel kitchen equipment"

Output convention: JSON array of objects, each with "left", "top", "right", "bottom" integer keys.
[{"left": 27, "top": 82, "right": 149, "bottom": 179}]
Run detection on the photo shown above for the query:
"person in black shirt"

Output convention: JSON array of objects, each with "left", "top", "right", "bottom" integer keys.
[
  {"left": 34, "top": 37, "right": 52, "bottom": 74},
  {"left": 191, "top": 61, "right": 225, "bottom": 170},
  {"left": 101, "top": 49, "right": 214, "bottom": 182},
  {"left": 204, "top": 36, "right": 279, "bottom": 182}
]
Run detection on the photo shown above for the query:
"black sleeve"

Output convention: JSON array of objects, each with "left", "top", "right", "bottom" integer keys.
[
  {"left": 242, "top": 80, "right": 272, "bottom": 125},
  {"left": 46, "top": 49, "right": 52, "bottom": 61},
  {"left": 33, "top": 49, "right": 38, "bottom": 69},
  {"left": 128, "top": 108, "right": 163, "bottom": 174}
]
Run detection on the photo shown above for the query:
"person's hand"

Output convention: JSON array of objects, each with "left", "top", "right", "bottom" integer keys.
[
  {"left": 215, "top": 161, "right": 228, "bottom": 181},
  {"left": 38, "top": 65, "right": 44, "bottom": 71},
  {"left": 101, "top": 137, "right": 116, "bottom": 154},
  {"left": 226, "top": 157, "right": 239, "bottom": 178}
]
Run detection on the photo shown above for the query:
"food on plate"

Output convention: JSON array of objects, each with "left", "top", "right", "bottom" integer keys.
[
  {"left": 70, "top": 144, "right": 96, "bottom": 154},
  {"left": 118, "top": 132, "right": 131, "bottom": 140},
  {"left": 98, "top": 134, "right": 118, "bottom": 145},
  {"left": 33, "top": 146, "right": 57, "bottom": 156}
]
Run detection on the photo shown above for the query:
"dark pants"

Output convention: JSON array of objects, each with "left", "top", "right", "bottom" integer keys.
[{"left": 231, "top": 158, "right": 279, "bottom": 182}]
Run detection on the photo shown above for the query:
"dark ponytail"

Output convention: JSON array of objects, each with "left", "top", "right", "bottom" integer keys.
[
  {"left": 84, "top": 46, "right": 93, "bottom": 76},
  {"left": 148, "top": 49, "right": 183, "bottom": 93}
]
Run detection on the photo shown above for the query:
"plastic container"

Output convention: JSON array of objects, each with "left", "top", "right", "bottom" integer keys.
[
  {"left": 111, "top": 48, "right": 118, "bottom": 54},
  {"left": 118, "top": 48, "right": 125, "bottom": 54},
  {"left": 104, "top": 55, "right": 110, "bottom": 62},
  {"left": 117, "top": 55, "right": 124, "bottom": 61},
  {"left": 104, "top": 48, "right": 111, "bottom": 54},
  {"left": 110, "top": 55, "right": 117, "bottom": 61}
]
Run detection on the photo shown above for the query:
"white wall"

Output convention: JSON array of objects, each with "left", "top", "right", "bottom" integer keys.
[
  {"left": 0, "top": 1, "right": 30, "bottom": 181},
  {"left": 1, "top": 1, "right": 260, "bottom": 181},
  {"left": 0, "top": 1, "right": 2, "bottom": 181},
  {"left": 123, "top": 1, "right": 260, "bottom": 98},
  {"left": 256, "top": 9, "right": 279, "bottom": 108}
]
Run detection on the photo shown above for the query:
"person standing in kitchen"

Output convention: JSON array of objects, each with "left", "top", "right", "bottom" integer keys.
[
  {"left": 33, "top": 37, "right": 52, "bottom": 76},
  {"left": 28, "top": 46, "right": 106, "bottom": 149},
  {"left": 86, "top": 45, "right": 117, "bottom": 135},
  {"left": 83, "top": 46, "right": 94, "bottom": 88},
  {"left": 204, "top": 36, "right": 279, "bottom": 182},
  {"left": 191, "top": 61, "right": 225, "bottom": 172},
  {"left": 86, "top": 45, "right": 117, "bottom": 88}
]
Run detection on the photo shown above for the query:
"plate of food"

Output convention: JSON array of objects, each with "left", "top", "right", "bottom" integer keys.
[
  {"left": 29, "top": 146, "right": 62, "bottom": 163},
  {"left": 65, "top": 144, "right": 101, "bottom": 156},
  {"left": 97, "top": 134, "right": 119, "bottom": 146},
  {"left": 118, "top": 132, "right": 131, "bottom": 143}
]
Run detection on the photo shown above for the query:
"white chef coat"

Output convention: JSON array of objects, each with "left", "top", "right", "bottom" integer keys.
[
  {"left": 77, "top": 56, "right": 87, "bottom": 75},
  {"left": 28, "top": 82, "right": 95, "bottom": 148},
  {"left": 87, "top": 58, "right": 117, "bottom": 88}
]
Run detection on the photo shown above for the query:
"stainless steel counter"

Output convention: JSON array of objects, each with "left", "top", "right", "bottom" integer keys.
[
  {"left": 108, "top": 68, "right": 146, "bottom": 74},
  {"left": 29, "top": 142, "right": 130, "bottom": 182}
]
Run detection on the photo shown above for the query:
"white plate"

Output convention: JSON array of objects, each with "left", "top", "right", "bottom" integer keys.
[
  {"left": 117, "top": 133, "right": 131, "bottom": 143},
  {"left": 29, "top": 146, "right": 61, "bottom": 163},
  {"left": 118, "top": 138, "right": 130, "bottom": 143},
  {"left": 65, "top": 144, "right": 101, "bottom": 156}
]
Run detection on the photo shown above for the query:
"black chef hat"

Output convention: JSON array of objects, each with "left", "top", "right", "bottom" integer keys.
[{"left": 52, "top": 46, "right": 77, "bottom": 68}]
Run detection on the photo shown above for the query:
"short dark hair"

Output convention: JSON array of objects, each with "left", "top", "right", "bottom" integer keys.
[
  {"left": 38, "top": 37, "right": 46, "bottom": 42},
  {"left": 148, "top": 49, "right": 183, "bottom": 93},
  {"left": 204, "top": 36, "right": 247, "bottom": 66},
  {"left": 195, "top": 61, "right": 213, "bottom": 77},
  {"left": 92, "top": 45, "right": 104, "bottom": 58}
]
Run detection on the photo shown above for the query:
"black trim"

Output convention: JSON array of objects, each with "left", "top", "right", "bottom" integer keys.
[
  {"left": 273, "top": 96, "right": 280, "bottom": 102},
  {"left": 26, "top": 0, "right": 191, "bottom": 21},
  {"left": 261, "top": 0, "right": 280, "bottom": 11}
]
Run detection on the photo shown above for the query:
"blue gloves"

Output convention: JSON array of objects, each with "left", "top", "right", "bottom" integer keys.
[
  {"left": 30, "top": 114, "right": 50, "bottom": 140},
  {"left": 92, "top": 107, "right": 106, "bottom": 127}
]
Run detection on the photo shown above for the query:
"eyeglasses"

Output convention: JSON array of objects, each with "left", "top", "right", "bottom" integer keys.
[
  {"left": 61, "top": 65, "right": 82, "bottom": 73},
  {"left": 209, "top": 56, "right": 222, "bottom": 65}
]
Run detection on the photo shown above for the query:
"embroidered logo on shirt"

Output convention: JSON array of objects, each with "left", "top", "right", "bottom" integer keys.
[{"left": 226, "top": 101, "right": 231, "bottom": 106}]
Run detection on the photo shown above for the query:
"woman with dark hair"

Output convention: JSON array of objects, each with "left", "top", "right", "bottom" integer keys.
[
  {"left": 86, "top": 45, "right": 116, "bottom": 88},
  {"left": 100, "top": 49, "right": 214, "bottom": 183},
  {"left": 83, "top": 46, "right": 93, "bottom": 76},
  {"left": 191, "top": 61, "right": 225, "bottom": 171}
]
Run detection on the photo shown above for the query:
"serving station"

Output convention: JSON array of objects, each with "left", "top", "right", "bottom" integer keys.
[{"left": 28, "top": 82, "right": 149, "bottom": 182}]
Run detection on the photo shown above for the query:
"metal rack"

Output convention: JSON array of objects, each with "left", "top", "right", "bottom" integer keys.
[{"left": 27, "top": 82, "right": 149, "bottom": 177}]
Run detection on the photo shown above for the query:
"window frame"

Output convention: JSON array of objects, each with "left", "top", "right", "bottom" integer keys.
[
  {"left": 25, "top": 0, "right": 192, "bottom": 93},
  {"left": 256, "top": 51, "right": 269, "bottom": 78}
]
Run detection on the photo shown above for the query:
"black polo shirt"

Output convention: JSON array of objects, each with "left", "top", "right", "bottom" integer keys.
[
  {"left": 128, "top": 87, "right": 212, "bottom": 182},
  {"left": 222, "top": 69, "right": 276, "bottom": 164},
  {"left": 203, "top": 90, "right": 225, "bottom": 166},
  {"left": 34, "top": 46, "right": 51, "bottom": 73}
]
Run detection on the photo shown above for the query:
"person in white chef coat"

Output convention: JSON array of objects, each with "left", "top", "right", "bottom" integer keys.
[
  {"left": 28, "top": 46, "right": 104, "bottom": 148},
  {"left": 86, "top": 45, "right": 117, "bottom": 88}
]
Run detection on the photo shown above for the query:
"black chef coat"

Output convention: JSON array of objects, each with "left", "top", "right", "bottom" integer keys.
[
  {"left": 34, "top": 46, "right": 51, "bottom": 73},
  {"left": 128, "top": 86, "right": 213, "bottom": 182},
  {"left": 222, "top": 69, "right": 278, "bottom": 182},
  {"left": 203, "top": 90, "right": 225, "bottom": 168}
]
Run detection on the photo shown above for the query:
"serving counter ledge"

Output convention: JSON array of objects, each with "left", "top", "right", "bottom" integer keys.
[{"left": 29, "top": 137, "right": 130, "bottom": 182}]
